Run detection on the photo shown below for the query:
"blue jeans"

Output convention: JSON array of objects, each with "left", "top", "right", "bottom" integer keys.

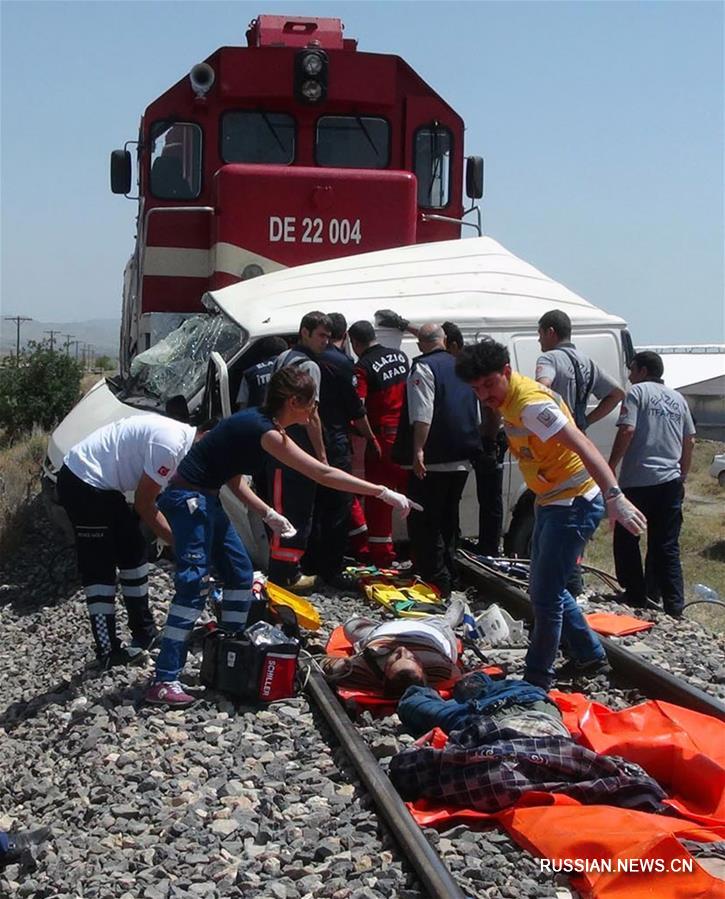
[
  {"left": 155, "top": 488, "right": 254, "bottom": 683},
  {"left": 524, "top": 494, "right": 606, "bottom": 689}
]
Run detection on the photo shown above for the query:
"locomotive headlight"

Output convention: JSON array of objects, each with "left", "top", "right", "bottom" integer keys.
[
  {"left": 295, "top": 48, "right": 328, "bottom": 104},
  {"left": 301, "top": 80, "right": 323, "bottom": 102},
  {"left": 301, "top": 51, "right": 324, "bottom": 76}
]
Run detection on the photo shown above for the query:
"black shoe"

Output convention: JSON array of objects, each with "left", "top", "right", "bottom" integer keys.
[
  {"left": 1, "top": 827, "right": 51, "bottom": 868},
  {"left": 323, "top": 571, "right": 359, "bottom": 593},
  {"left": 556, "top": 656, "right": 612, "bottom": 682},
  {"left": 130, "top": 628, "right": 161, "bottom": 653},
  {"left": 97, "top": 646, "right": 146, "bottom": 670}
]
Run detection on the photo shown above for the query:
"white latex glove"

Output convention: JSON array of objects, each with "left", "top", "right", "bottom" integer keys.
[
  {"left": 607, "top": 493, "right": 647, "bottom": 536},
  {"left": 263, "top": 507, "right": 297, "bottom": 538},
  {"left": 376, "top": 487, "right": 423, "bottom": 519}
]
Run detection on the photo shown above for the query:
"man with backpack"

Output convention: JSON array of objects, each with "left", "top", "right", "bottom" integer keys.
[
  {"left": 535, "top": 310, "right": 624, "bottom": 432},
  {"left": 535, "top": 310, "right": 624, "bottom": 594}
]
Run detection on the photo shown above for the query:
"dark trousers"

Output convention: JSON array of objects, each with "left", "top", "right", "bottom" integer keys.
[
  {"left": 303, "top": 432, "right": 352, "bottom": 579},
  {"left": 407, "top": 469, "right": 469, "bottom": 596},
  {"left": 57, "top": 465, "right": 155, "bottom": 656},
  {"left": 474, "top": 453, "right": 504, "bottom": 556},
  {"left": 613, "top": 479, "right": 685, "bottom": 615}
]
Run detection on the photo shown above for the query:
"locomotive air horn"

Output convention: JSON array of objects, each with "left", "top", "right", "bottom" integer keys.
[{"left": 189, "top": 63, "right": 215, "bottom": 98}]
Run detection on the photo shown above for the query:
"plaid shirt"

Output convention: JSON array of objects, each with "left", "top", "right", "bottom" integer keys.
[{"left": 389, "top": 717, "right": 666, "bottom": 813}]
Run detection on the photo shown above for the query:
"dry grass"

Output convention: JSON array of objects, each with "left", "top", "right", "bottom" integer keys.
[
  {"left": 0, "top": 428, "right": 48, "bottom": 557},
  {"left": 586, "top": 438, "right": 725, "bottom": 633}
]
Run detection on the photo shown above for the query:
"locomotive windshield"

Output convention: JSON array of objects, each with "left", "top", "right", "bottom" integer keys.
[
  {"left": 222, "top": 111, "right": 295, "bottom": 164},
  {"left": 315, "top": 116, "right": 390, "bottom": 168}
]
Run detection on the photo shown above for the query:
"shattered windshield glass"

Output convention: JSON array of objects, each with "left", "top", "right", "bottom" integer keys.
[{"left": 125, "top": 314, "right": 244, "bottom": 404}]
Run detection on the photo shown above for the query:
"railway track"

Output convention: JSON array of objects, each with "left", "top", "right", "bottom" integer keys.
[{"left": 456, "top": 549, "right": 725, "bottom": 721}]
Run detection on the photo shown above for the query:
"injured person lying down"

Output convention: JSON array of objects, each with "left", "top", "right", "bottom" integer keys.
[
  {"left": 389, "top": 671, "right": 667, "bottom": 814},
  {"left": 319, "top": 598, "right": 465, "bottom": 695}
]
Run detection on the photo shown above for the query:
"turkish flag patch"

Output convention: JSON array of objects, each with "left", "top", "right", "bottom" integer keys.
[{"left": 157, "top": 465, "right": 170, "bottom": 477}]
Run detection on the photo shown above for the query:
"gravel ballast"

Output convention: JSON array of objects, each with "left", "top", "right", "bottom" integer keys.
[{"left": 1, "top": 510, "right": 722, "bottom": 897}]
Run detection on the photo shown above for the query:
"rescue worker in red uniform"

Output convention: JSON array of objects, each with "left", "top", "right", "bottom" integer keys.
[{"left": 349, "top": 320, "right": 410, "bottom": 567}]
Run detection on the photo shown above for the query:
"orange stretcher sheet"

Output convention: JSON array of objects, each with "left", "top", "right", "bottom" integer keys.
[
  {"left": 406, "top": 696, "right": 725, "bottom": 897},
  {"left": 584, "top": 612, "right": 654, "bottom": 636}
]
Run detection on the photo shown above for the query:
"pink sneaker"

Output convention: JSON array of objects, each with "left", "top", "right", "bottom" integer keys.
[{"left": 145, "top": 680, "right": 196, "bottom": 708}]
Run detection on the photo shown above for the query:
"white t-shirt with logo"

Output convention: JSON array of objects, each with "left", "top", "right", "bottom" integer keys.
[{"left": 65, "top": 414, "right": 196, "bottom": 494}]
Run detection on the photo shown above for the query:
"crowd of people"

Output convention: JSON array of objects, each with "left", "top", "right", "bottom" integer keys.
[{"left": 57, "top": 307, "right": 696, "bottom": 706}]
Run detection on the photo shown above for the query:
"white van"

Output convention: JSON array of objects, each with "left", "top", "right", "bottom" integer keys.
[{"left": 44, "top": 236, "right": 633, "bottom": 562}]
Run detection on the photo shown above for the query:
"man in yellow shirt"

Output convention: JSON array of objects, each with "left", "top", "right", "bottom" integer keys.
[{"left": 456, "top": 340, "right": 645, "bottom": 690}]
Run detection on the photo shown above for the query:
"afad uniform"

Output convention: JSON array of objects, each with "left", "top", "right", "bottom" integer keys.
[
  {"left": 500, "top": 372, "right": 597, "bottom": 504},
  {"left": 236, "top": 358, "right": 275, "bottom": 409},
  {"left": 354, "top": 344, "right": 410, "bottom": 565},
  {"left": 57, "top": 414, "right": 196, "bottom": 660}
]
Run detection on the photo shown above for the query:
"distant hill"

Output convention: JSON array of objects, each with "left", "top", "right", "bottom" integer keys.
[{"left": 0, "top": 318, "right": 120, "bottom": 359}]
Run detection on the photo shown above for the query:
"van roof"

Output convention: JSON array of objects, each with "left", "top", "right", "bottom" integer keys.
[{"left": 208, "top": 235, "right": 626, "bottom": 336}]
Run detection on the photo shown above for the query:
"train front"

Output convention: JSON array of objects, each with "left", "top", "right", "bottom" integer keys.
[{"left": 112, "top": 15, "right": 469, "bottom": 375}]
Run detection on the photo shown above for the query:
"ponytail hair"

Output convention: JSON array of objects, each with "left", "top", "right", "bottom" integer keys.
[{"left": 262, "top": 366, "right": 315, "bottom": 422}]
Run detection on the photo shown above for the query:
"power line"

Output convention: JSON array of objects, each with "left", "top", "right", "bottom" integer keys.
[
  {"left": 44, "top": 329, "right": 61, "bottom": 352},
  {"left": 63, "top": 333, "right": 75, "bottom": 355},
  {"left": 3, "top": 315, "right": 33, "bottom": 363}
]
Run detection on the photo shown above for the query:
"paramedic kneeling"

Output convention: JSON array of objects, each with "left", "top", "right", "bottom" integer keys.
[{"left": 456, "top": 340, "right": 646, "bottom": 690}]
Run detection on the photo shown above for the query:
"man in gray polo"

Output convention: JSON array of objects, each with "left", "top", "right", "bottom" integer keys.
[
  {"left": 608, "top": 351, "right": 696, "bottom": 617},
  {"left": 536, "top": 309, "right": 624, "bottom": 431},
  {"left": 536, "top": 309, "right": 625, "bottom": 594}
]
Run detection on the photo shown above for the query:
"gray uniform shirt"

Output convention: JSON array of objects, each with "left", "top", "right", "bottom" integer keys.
[
  {"left": 535, "top": 343, "right": 619, "bottom": 420},
  {"left": 617, "top": 381, "right": 696, "bottom": 488}
]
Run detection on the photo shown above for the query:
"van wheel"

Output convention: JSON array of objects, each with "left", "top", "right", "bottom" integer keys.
[{"left": 503, "top": 491, "right": 535, "bottom": 558}]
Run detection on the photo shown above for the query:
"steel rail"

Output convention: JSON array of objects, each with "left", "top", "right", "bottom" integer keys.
[
  {"left": 304, "top": 666, "right": 467, "bottom": 899},
  {"left": 457, "top": 551, "right": 725, "bottom": 722}
]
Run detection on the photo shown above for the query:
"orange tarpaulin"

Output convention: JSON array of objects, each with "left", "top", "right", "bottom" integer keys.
[
  {"left": 585, "top": 612, "right": 654, "bottom": 636},
  {"left": 551, "top": 692, "right": 725, "bottom": 826},
  {"left": 406, "top": 697, "right": 725, "bottom": 897}
]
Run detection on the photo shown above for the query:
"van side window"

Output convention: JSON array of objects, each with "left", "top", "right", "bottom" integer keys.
[{"left": 621, "top": 330, "right": 635, "bottom": 367}]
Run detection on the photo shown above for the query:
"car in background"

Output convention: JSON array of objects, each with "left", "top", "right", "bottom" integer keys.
[{"left": 709, "top": 453, "right": 725, "bottom": 487}]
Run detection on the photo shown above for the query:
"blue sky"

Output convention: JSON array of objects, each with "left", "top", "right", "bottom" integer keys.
[{"left": 1, "top": 0, "right": 723, "bottom": 344}]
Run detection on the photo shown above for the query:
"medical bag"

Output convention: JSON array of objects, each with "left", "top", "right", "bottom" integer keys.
[{"left": 201, "top": 620, "right": 300, "bottom": 702}]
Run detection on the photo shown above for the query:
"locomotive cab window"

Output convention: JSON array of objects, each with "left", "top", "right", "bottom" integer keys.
[
  {"left": 221, "top": 112, "right": 295, "bottom": 165},
  {"left": 149, "top": 122, "right": 202, "bottom": 200},
  {"left": 315, "top": 116, "right": 389, "bottom": 169},
  {"left": 415, "top": 126, "right": 452, "bottom": 208}
]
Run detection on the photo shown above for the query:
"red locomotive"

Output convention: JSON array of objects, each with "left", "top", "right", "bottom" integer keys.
[{"left": 111, "top": 14, "right": 482, "bottom": 374}]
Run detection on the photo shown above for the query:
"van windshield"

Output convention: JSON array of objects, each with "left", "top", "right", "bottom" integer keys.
[{"left": 123, "top": 314, "right": 244, "bottom": 405}]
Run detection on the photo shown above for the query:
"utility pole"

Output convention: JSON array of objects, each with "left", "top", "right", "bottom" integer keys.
[
  {"left": 3, "top": 315, "right": 32, "bottom": 364},
  {"left": 63, "top": 333, "right": 75, "bottom": 356},
  {"left": 72, "top": 340, "right": 80, "bottom": 361},
  {"left": 44, "top": 329, "right": 61, "bottom": 352}
]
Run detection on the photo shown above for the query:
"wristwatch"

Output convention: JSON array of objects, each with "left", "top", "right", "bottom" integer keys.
[{"left": 604, "top": 485, "right": 623, "bottom": 501}]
